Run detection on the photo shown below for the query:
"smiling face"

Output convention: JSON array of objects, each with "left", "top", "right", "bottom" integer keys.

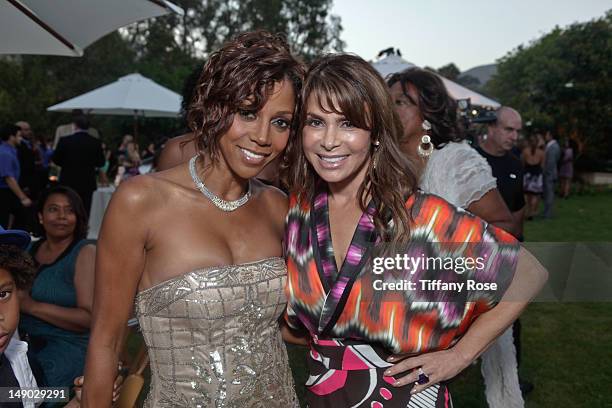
[
  {"left": 302, "top": 93, "right": 372, "bottom": 189},
  {"left": 217, "top": 79, "right": 296, "bottom": 179},
  {"left": 38, "top": 193, "right": 77, "bottom": 240},
  {"left": 0, "top": 268, "right": 18, "bottom": 355}
]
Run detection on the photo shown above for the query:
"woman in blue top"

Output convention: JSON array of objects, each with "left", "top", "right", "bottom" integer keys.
[{"left": 19, "top": 185, "right": 95, "bottom": 394}]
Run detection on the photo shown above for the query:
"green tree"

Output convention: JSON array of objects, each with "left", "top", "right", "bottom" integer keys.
[
  {"left": 456, "top": 74, "right": 481, "bottom": 90},
  {"left": 487, "top": 11, "right": 612, "bottom": 165},
  {"left": 0, "top": 33, "right": 137, "bottom": 140},
  {"left": 436, "top": 63, "right": 461, "bottom": 81},
  {"left": 123, "top": 0, "right": 344, "bottom": 62},
  {"left": 0, "top": 0, "right": 344, "bottom": 147}
]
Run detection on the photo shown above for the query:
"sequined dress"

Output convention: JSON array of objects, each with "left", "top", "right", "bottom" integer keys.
[{"left": 135, "top": 257, "right": 299, "bottom": 408}]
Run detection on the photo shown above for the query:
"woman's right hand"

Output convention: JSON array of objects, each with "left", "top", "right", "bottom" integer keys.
[{"left": 73, "top": 370, "right": 124, "bottom": 404}]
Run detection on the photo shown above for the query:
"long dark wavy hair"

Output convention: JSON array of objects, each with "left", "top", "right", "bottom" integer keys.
[
  {"left": 187, "top": 30, "right": 305, "bottom": 162},
  {"left": 387, "top": 68, "right": 463, "bottom": 148},
  {"left": 35, "top": 186, "right": 88, "bottom": 241},
  {"left": 283, "top": 54, "right": 417, "bottom": 242}
]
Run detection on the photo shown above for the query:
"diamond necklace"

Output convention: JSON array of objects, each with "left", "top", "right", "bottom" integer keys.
[{"left": 189, "top": 155, "right": 251, "bottom": 212}]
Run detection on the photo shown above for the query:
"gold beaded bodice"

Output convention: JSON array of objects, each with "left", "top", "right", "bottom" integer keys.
[{"left": 135, "top": 257, "right": 299, "bottom": 408}]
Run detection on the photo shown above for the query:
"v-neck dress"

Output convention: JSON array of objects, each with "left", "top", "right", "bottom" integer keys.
[{"left": 284, "top": 182, "right": 519, "bottom": 407}]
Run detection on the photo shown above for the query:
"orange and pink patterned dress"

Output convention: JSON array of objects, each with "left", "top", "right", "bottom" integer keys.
[{"left": 284, "top": 182, "right": 519, "bottom": 407}]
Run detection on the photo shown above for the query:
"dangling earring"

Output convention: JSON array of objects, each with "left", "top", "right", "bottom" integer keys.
[
  {"left": 417, "top": 120, "right": 434, "bottom": 158},
  {"left": 372, "top": 140, "right": 381, "bottom": 169}
]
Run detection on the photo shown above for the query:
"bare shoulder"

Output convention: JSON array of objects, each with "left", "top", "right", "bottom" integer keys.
[
  {"left": 165, "top": 133, "right": 194, "bottom": 149},
  {"left": 158, "top": 133, "right": 196, "bottom": 171},
  {"left": 109, "top": 174, "right": 169, "bottom": 216},
  {"left": 253, "top": 179, "right": 288, "bottom": 213}
]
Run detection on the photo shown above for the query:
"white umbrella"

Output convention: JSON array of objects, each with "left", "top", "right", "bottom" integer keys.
[
  {"left": 0, "top": 0, "right": 183, "bottom": 57},
  {"left": 48, "top": 73, "right": 181, "bottom": 117},
  {"left": 47, "top": 73, "right": 181, "bottom": 136},
  {"left": 372, "top": 54, "right": 500, "bottom": 108}
]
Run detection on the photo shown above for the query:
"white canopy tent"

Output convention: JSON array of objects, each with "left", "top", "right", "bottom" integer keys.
[
  {"left": 0, "top": 0, "right": 183, "bottom": 57},
  {"left": 47, "top": 73, "right": 181, "bottom": 137},
  {"left": 47, "top": 73, "right": 181, "bottom": 118},
  {"left": 372, "top": 54, "right": 500, "bottom": 108}
]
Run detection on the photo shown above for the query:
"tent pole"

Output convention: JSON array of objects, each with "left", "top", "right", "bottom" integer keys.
[{"left": 133, "top": 110, "right": 139, "bottom": 138}]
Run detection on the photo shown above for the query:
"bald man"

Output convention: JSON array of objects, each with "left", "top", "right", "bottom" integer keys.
[
  {"left": 476, "top": 106, "right": 533, "bottom": 394},
  {"left": 477, "top": 107, "right": 526, "bottom": 239}
]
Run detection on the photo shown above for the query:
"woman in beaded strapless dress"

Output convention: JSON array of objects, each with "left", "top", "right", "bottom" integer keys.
[
  {"left": 82, "top": 31, "right": 305, "bottom": 407},
  {"left": 135, "top": 258, "right": 298, "bottom": 407}
]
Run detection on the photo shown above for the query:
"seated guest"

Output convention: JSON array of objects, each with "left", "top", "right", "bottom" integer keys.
[{"left": 18, "top": 186, "right": 95, "bottom": 394}]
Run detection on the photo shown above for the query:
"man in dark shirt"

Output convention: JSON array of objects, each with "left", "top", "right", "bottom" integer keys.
[
  {"left": 476, "top": 106, "right": 532, "bottom": 394},
  {"left": 476, "top": 106, "right": 526, "bottom": 240},
  {"left": 52, "top": 116, "right": 105, "bottom": 213}
]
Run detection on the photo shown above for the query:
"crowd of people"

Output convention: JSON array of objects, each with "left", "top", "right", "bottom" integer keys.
[
  {"left": 0, "top": 30, "right": 557, "bottom": 408},
  {"left": 0, "top": 116, "right": 167, "bottom": 230},
  {"left": 0, "top": 118, "right": 163, "bottom": 406}
]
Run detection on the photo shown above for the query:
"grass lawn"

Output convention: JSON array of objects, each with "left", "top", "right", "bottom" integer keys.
[{"left": 288, "top": 189, "right": 612, "bottom": 407}]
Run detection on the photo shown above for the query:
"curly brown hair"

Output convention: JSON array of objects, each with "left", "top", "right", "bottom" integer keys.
[
  {"left": 283, "top": 54, "right": 418, "bottom": 242},
  {"left": 187, "top": 30, "right": 305, "bottom": 162},
  {"left": 387, "top": 68, "right": 463, "bottom": 148},
  {"left": 0, "top": 244, "right": 35, "bottom": 289}
]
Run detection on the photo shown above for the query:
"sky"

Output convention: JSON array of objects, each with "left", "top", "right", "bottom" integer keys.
[{"left": 331, "top": 0, "right": 610, "bottom": 71}]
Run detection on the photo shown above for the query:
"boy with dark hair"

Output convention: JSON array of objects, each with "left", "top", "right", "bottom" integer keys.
[
  {"left": 0, "top": 227, "right": 122, "bottom": 407},
  {"left": 0, "top": 226, "right": 38, "bottom": 407}
]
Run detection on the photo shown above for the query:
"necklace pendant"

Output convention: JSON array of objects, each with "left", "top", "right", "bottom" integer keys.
[{"left": 189, "top": 156, "right": 251, "bottom": 212}]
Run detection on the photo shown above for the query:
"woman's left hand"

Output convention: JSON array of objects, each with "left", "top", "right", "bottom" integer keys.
[{"left": 383, "top": 348, "right": 471, "bottom": 394}]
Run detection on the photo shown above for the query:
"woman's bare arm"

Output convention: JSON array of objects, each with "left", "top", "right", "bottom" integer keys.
[
  {"left": 384, "top": 247, "right": 548, "bottom": 393},
  {"left": 468, "top": 189, "right": 518, "bottom": 238},
  {"left": 447, "top": 247, "right": 547, "bottom": 361},
  {"left": 81, "top": 177, "right": 152, "bottom": 407}
]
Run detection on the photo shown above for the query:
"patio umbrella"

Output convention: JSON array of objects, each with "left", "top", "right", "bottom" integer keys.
[
  {"left": 372, "top": 54, "right": 500, "bottom": 108},
  {"left": 47, "top": 73, "right": 181, "bottom": 135},
  {"left": 0, "top": 0, "right": 183, "bottom": 57}
]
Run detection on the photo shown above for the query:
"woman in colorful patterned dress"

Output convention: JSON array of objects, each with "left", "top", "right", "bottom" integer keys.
[{"left": 282, "top": 54, "right": 548, "bottom": 407}]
